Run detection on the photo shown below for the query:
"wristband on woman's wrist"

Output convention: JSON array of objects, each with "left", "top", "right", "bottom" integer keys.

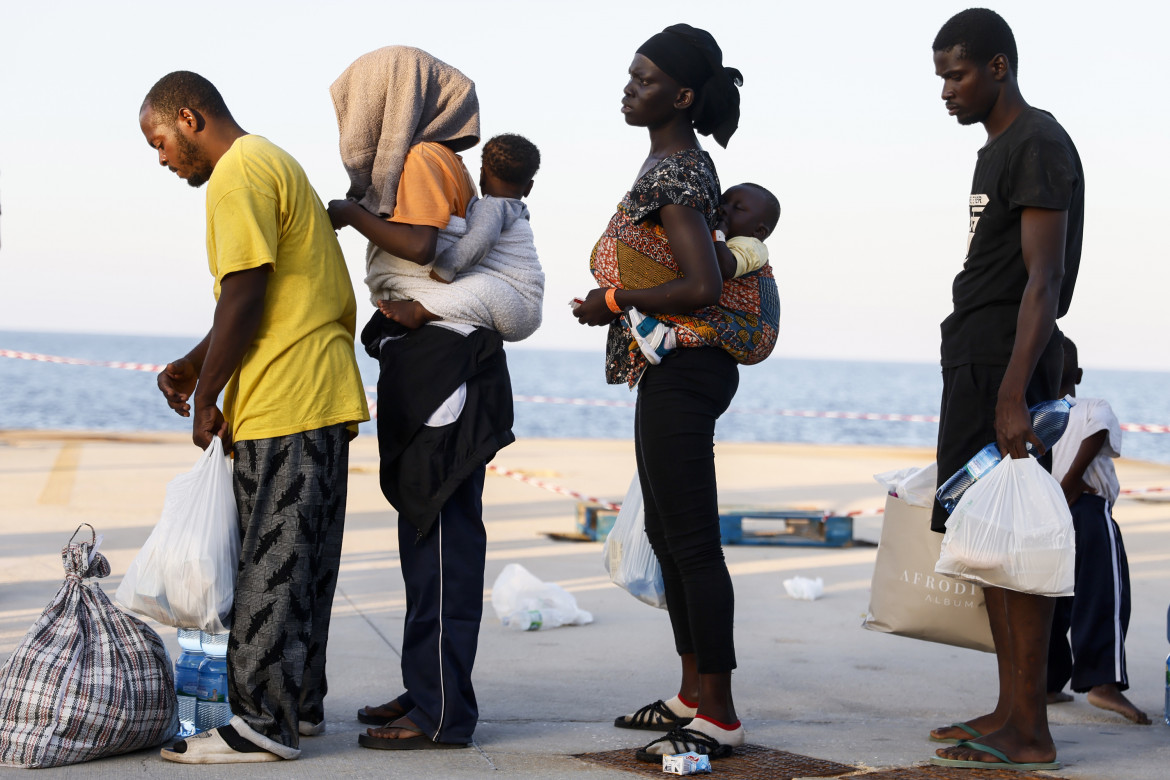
[
  {"left": 605, "top": 287, "right": 622, "bottom": 314},
  {"left": 713, "top": 229, "right": 726, "bottom": 243}
]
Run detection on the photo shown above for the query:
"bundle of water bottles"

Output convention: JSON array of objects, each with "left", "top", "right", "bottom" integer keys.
[{"left": 173, "top": 628, "right": 231, "bottom": 738}]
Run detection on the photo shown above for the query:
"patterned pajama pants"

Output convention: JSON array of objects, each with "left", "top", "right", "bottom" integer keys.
[{"left": 227, "top": 424, "right": 350, "bottom": 750}]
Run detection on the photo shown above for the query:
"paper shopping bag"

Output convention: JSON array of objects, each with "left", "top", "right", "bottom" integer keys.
[{"left": 863, "top": 494, "right": 994, "bottom": 653}]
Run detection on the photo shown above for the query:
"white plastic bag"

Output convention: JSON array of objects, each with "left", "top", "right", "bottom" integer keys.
[
  {"left": 490, "top": 563, "right": 593, "bottom": 630},
  {"left": 116, "top": 438, "right": 240, "bottom": 632},
  {"left": 873, "top": 462, "right": 938, "bottom": 508},
  {"left": 782, "top": 576, "right": 824, "bottom": 601},
  {"left": 602, "top": 474, "right": 667, "bottom": 609},
  {"left": 935, "top": 456, "right": 1074, "bottom": 596}
]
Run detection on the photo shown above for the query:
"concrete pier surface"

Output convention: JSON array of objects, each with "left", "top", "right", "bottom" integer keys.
[{"left": 2, "top": 430, "right": 1168, "bottom": 778}]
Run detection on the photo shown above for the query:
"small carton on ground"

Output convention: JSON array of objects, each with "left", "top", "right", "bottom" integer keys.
[{"left": 662, "top": 751, "right": 712, "bottom": 775}]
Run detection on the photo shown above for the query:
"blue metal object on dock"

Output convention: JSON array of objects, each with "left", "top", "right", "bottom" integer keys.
[{"left": 576, "top": 505, "right": 853, "bottom": 547}]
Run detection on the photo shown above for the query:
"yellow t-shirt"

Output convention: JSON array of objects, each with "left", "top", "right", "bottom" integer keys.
[
  {"left": 388, "top": 142, "right": 477, "bottom": 228},
  {"left": 205, "top": 135, "right": 369, "bottom": 442}
]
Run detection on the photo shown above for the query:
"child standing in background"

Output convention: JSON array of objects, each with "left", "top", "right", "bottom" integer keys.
[{"left": 1046, "top": 337, "right": 1150, "bottom": 725}]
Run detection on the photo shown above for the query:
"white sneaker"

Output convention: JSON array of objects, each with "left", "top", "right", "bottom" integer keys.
[{"left": 627, "top": 308, "right": 676, "bottom": 365}]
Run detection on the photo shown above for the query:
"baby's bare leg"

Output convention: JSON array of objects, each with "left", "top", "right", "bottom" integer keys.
[{"left": 377, "top": 299, "right": 441, "bottom": 329}]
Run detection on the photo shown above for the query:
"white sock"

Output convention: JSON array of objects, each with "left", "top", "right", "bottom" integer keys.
[
  {"left": 664, "top": 695, "right": 698, "bottom": 718},
  {"left": 687, "top": 715, "right": 745, "bottom": 747}
]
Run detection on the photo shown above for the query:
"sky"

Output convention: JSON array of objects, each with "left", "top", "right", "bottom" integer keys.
[{"left": 1, "top": 0, "right": 1166, "bottom": 370}]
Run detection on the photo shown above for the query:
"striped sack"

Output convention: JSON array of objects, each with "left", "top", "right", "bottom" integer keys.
[{"left": 0, "top": 525, "right": 178, "bottom": 768}]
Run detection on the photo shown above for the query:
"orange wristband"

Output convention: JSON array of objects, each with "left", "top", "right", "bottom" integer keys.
[{"left": 605, "top": 287, "right": 622, "bottom": 313}]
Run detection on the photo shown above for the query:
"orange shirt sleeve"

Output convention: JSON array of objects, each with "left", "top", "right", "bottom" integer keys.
[{"left": 388, "top": 143, "right": 477, "bottom": 228}]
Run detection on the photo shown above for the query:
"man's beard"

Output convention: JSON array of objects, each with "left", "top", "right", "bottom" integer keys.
[{"left": 174, "top": 131, "right": 214, "bottom": 188}]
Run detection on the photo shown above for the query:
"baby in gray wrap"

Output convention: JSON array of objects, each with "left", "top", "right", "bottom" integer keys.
[{"left": 375, "top": 133, "right": 544, "bottom": 338}]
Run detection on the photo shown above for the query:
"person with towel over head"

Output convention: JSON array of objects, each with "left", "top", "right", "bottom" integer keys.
[{"left": 328, "top": 45, "right": 518, "bottom": 751}]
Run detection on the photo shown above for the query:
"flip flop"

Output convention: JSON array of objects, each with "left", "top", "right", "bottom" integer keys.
[
  {"left": 928, "top": 721, "right": 983, "bottom": 744},
  {"left": 930, "top": 740, "right": 1061, "bottom": 771},
  {"left": 357, "top": 731, "right": 469, "bottom": 751}
]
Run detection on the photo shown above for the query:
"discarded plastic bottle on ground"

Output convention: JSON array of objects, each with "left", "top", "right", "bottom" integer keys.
[
  {"left": 936, "top": 397, "right": 1075, "bottom": 514},
  {"left": 504, "top": 609, "right": 568, "bottom": 631},
  {"left": 174, "top": 629, "right": 203, "bottom": 737},
  {"left": 196, "top": 631, "right": 231, "bottom": 732}
]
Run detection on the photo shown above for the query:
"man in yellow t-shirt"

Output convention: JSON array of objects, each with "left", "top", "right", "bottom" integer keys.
[{"left": 139, "top": 71, "right": 368, "bottom": 765}]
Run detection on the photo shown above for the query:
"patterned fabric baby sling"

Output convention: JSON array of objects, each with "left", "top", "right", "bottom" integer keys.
[
  {"left": 0, "top": 524, "right": 177, "bottom": 768},
  {"left": 591, "top": 203, "right": 780, "bottom": 387}
]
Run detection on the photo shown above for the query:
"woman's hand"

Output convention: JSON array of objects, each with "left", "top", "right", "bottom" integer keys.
[{"left": 573, "top": 288, "right": 621, "bottom": 326}]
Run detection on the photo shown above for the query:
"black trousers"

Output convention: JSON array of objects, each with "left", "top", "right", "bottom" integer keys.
[
  {"left": 931, "top": 333, "right": 1063, "bottom": 533},
  {"left": 1048, "top": 493, "right": 1132, "bottom": 693},
  {"left": 635, "top": 347, "right": 739, "bottom": 674},
  {"left": 397, "top": 465, "right": 487, "bottom": 744}
]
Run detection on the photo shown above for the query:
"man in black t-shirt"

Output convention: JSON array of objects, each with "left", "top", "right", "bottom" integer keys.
[{"left": 927, "top": 9, "right": 1083, "bottom": 772}]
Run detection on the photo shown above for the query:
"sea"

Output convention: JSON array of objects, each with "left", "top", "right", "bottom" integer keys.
[{"left": 3, "top": 330, "right": 1169, "bottom": 466}]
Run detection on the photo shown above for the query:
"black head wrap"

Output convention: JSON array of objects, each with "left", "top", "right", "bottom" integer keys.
[{"left": 635, "top": 23, "right": 743, "bottom": 148}]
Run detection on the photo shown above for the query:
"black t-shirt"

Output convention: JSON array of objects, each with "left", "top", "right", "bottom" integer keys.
[{"left": 941, "top": 107, "right": 1084, "bottom": 367}]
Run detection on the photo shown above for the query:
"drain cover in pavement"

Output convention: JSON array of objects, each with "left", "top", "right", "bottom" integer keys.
[{"left": 572, "top": 744, "right": 855, "bottom": 778}]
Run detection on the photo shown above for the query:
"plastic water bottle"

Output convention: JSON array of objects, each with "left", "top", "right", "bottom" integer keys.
[
  {"left": 174, "top": 629, "right": 203, "bottom": 737},
  {"left": 504, "top": 609, "right": 568, "bottom": 631},
  {"left": 936, "top": 396, "right": 1075, "bottom": 514},
  {"left": 196, "top": 631, "right": 231, "bottom": 731}
]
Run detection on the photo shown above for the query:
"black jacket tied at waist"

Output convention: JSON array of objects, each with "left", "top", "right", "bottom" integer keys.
[{"left": 361, "top": 312, "right": 515, "bottom": 537}]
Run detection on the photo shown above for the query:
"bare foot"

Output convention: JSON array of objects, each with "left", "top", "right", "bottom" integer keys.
[
  {"left": 929, "top": 715, "right": 999, "bottom": 743},
  {"left": 367, "top": 716, "right": 425, "bottom": 740},
  {"left": 357, "top": 696, "right": 407, "bottom": 724},
  {"left": 1087, "top": 684, "right": 1151, "bottom": 724},
  {"left": 377, "top": 299, "right": 441, "bottom": 329},
  {"left": 1047, "top": 691, "right": 1074, "bottom": 704}
]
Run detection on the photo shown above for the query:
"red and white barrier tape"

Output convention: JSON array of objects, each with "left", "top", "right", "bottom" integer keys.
[
  {"left": 8, "top": 348, "right": 1168, "bottom": 512},
  {"left": 840, "top": 483, "right": 1169, "bottom": 517},
  {"left": 1119, "top": 485, "right": 1170, "bottom": 497},
  {"left": 486, "top": 464, "right": 621, "bottom": 511},
  {"left": 4, "top": 349, "right": 1170, "bottom": 434},
  {"left": 0, "top": 349, "right": 166, "bottom": 374}
]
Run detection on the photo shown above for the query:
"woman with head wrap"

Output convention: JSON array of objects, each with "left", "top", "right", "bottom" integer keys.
[
  {"left": 327, "top": 46, "right": 517, "bottom": 752},
  {"left": 574, "top": 24, "right": 778, "bottom": 762}
]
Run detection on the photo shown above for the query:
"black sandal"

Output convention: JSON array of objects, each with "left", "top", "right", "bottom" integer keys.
[
  {"left": 613, "top": 700, "right": 691, "bottom": 731},
  {"left": 635, "top": 726, "right": 734, "bottom": 763}
]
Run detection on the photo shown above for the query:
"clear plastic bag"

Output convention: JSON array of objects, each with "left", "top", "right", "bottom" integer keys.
[
  {"left": 873, "top": 462, "right": 938, "bottom": 508},
  {"left": 935, "top": 455, "right": 1074, "bottom": 596},
  {"left": 115, "top": 438, "right": 240, "bottom": 632},
  {"left": 602, "top": 473, "right": 667, "bottom": 609},
  {"left": 490, "top": 563, "right": 593, "bottom": 630}
]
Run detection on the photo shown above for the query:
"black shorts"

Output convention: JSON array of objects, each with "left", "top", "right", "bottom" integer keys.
[{"left": 931, "top": 335, "right": 1063, "bottom": 532}]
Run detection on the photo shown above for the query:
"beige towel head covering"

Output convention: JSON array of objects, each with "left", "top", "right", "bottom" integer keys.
[{"left": 331, "top": 46, "right": 480, "bottom": 217}]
